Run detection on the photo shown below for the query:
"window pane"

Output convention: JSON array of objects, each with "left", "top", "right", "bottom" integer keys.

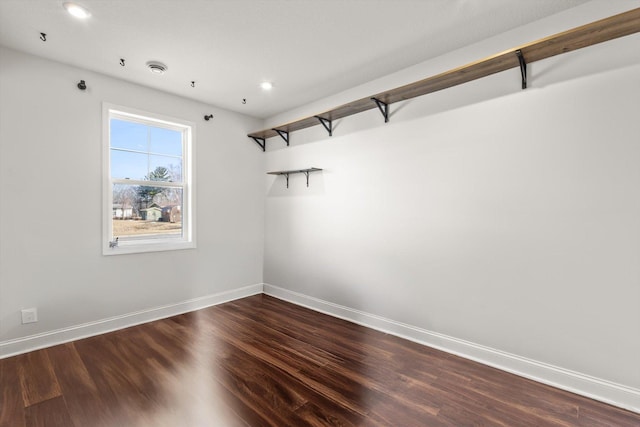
[
  {"left": 112, "top": 184, "right": 183, "bottom": 240},
  {"left": 150, "top": 155, "right": 182, "bottom": 182},
  {"left": 110, "top": 119, "right": 147, "bottom": 151},
  {"left": 149, "top": 127, "right": 182, "bottom": 156},
  {"left": 110, "top": 150, "right": 148, "bottom": 180}
]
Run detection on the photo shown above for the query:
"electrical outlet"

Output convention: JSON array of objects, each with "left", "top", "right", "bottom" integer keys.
[{"left": 21, "top": 308, "right": 38, "bottom": 324}]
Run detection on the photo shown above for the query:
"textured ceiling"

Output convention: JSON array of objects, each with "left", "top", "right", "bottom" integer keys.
[{"left": 0, "top": 0, "right": 589, "bottom": 119}]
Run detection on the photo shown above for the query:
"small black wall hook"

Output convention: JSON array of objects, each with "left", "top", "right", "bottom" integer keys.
[
  {"left": 204, "top": 114, "right": 213, "bottom": 121},
  {"left": 40, "top": 32, "right": 47, "bottom": 42},
  {"left": 191, "top": 81, "right": 195, "bottom": 88},
  {"left": 242, "top": 98, "right": 247, "bottom": 104},
  {"left": 77, "top": 80, "right": 87, "bottom": 90},
  {"left": 120, "top": 58, "right": 125, "bottom": 66}
]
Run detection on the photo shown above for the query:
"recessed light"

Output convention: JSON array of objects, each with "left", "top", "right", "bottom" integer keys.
[
  {"left": 147, "top": 61, "right": 168, "bottom": 75},
  {"left": 63, "top": 2, "right": 91, "bottom": 19},
  {"left": 260, "top": 81, "right": 273, "bottom": 90}
]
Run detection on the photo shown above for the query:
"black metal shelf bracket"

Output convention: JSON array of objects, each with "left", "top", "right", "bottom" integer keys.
[
  {"left": 516, "top": 49, "right": 527, "bottom": 89},
  {"left": 371, "top": 97, "right": 389, "bottom": 122},
  {"left": 267, "top": 167, "right": 323, "bottom": 189},
  {"left": 273, "top": 129, "right": 290, "bottom": 146},
  {"left": 315, "top": 116, "right": 333, "bottom": 136},
  {"left": 250, "top": 136, "right": 266, "bottom": 152}
]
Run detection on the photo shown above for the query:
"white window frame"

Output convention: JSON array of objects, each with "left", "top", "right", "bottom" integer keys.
[{"left": 102, "top": 103, "right": 196, "bottom": 255}]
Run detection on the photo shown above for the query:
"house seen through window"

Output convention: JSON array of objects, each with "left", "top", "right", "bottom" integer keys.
[{"left": 104, "top": 105, "right": 194, "bottom": 254}]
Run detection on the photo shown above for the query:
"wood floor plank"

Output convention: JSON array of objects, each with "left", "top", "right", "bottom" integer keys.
[
  {"left": 0, "top": 356, "right": 26, "bottom": 427},
  {"left": 461, "top": 371, "right": 582, "bottom": 425},
  {"left": 577, "top": 404, "right": 640, "bottom": 427},
  {"left": 213, "top": 306, "right": 339, "bottom": 369},
  {"left": 202, "top": 311, "right": 370, "bottom": 418},
  {"left": 293, "top": 401, "right": 374, "bottom": 427},
  {"left": 23, "top": 396, "right": 73, "bottom": 427},
  {"left": 15, "top": 350, "right": 61, "bottom": 407},
  {"left": 72, "top": 334, "right": 161, "bottom": 425},
  {"left": 213, "top": 349, "right": 312, "bottom": 426},
  {"left": 433, "top": 373, "right": 561, "bottom": 426},
  {"left": 134, "top": 356, "right": 251, "bottom": 427},
  {"left": 299, "top": 363, "right": 446, "bottom": 426},
  {"left": 46, "top": 343, "right": 115, "bottom": 427},
  {"left": 2, "top": 294, "right": 639, "bottom": 426}
]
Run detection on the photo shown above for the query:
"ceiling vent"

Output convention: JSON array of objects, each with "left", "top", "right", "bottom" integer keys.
[{"left": 146, "top": 61, "right": 167, "bottom": 75}]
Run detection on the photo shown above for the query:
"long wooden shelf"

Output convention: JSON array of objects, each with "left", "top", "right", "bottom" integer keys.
[{"left": 248, "top": 7, "right": 640, "bottom": 149}]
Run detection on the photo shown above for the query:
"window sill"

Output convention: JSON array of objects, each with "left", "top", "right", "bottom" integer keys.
[{"left": 103, "top": 240, "right": 195, "bottom": 256}]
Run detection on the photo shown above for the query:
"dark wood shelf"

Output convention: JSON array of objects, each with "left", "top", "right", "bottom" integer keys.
[
  {"left": 267, "top": 168, "right": 323, "bottom": 188},
  {"left": 248, "top": 8, "right": 640, "bottom": 149}
]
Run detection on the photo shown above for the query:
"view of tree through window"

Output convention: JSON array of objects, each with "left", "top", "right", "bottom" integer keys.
[{"left": 109, "top": 116, "right": 186, "bottom": 241}]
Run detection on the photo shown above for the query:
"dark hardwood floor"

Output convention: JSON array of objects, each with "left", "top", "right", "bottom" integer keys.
[{"left": 1, "top": 294, "right": 638, "bottom": 426}]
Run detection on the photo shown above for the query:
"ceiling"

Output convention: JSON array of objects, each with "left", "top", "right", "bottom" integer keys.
[{"left": 0, "top": 0, "right": 589, "bottom": 119}]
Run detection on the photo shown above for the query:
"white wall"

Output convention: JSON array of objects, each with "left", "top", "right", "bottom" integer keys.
[
  {"left": 263, "top": 1, "right": 640, "bottom": 410},
  {"left": 0, "top": 47, "right": 265, "bottom": 351}
]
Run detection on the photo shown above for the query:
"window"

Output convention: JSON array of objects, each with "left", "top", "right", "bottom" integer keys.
[{"left": 103, "top": 104, "right": 195, "bottom": 254}]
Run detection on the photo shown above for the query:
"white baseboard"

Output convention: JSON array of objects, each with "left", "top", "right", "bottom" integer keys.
[
  {"left": 0, "top": 283, "right": 263, "bottom": 359},
  {"left": 263, "top": 283, "right": 640, "bottom": 414}
]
